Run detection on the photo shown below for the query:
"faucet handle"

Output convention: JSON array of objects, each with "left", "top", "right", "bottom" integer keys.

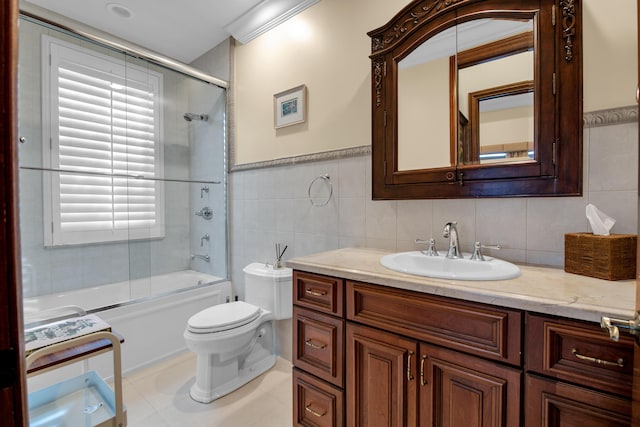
[
  {"left": 482, "top": 244, "right": 502, "bottom": 250},
  {"left": 415, "top": 238, "right": 438, "bottom": 256},
  {"left": 470, "top": 242, "right": 502, "bottom": 261},
  {"left": 470, "top": 242, "right": 485, "bottom": 261}
]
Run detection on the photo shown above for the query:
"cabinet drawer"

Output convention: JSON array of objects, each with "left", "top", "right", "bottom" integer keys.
[
  {"left": 526, "top": 313, "right": 634, "bottom": 397},
  {"left": 293, "top": 306, "right": 344, "bottom": 387},
  {"left": 293, "top": 368, "right": 344, "bottom": 427},
  {"left": 346, "top": 281, "right": 522, "bottom": 366},
  {"left": 525, "top": 374, "right": 631, "bottom": 426},
  {"left": 294, "top": 271, "right": 344, "bottom": 316}
]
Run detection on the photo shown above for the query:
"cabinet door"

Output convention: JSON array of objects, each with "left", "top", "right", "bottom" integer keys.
[
  {"left": 346, "top": 323, "right": 418, "bottom": 427},
  {"left": 420, "top": 342, "right": 521, "bottom": 427},
  {"left": 525, "top": 374, "right": 631, "bottom": 427}
]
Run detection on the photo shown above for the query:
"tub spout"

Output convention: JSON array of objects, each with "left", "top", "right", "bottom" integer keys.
[{"left": 191, "top": 254, "right": 210, "bottom": 262}]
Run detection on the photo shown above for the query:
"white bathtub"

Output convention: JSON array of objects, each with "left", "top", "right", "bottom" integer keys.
[
  {"left": 25, "top": 271, "right": 233, "bottom": 391},
  {"left": 23, "top": 269, "right": 225, "bottom": 322}
]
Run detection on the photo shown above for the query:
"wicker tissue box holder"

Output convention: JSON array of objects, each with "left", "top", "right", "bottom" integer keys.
[{"left": 564, "top": 232, "right": 637, "bottom": 281}]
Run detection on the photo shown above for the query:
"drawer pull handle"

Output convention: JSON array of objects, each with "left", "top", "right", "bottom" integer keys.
[
  {"left": 305, "top": 403, "right": 326, "bottom": 417},
  {"left": 420, "top": 355, "right": 427, "bottom": 386},
  {"left": 407, "top": 351, "right": 415, "bottom": 381},
  {"left": 572, "top": 348, "right": 625, "bottom": 368},
  {"left": 305, "top": 339, "right": 327, "bottom": 349},
  {"left": 305, "top": 289, "right": 327, "bottom": 297}
]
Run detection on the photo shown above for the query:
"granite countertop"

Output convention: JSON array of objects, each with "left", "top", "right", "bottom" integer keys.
[{"left": 286, "top": 247, "right": 636, "bottom": 324}]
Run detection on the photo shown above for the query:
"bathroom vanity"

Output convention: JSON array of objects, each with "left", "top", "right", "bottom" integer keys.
[{"left": 288, "top": 248, "right": 636, "bottom": 426}]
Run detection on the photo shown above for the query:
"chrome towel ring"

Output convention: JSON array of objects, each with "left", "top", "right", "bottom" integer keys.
[{"left": 308, "top": 174, "right": 333, "bottom": 207}]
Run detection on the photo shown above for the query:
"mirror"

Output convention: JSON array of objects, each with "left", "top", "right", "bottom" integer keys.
[
  {"left": 397, "top": 24, "right": 456, "bottom": 171},
  {"left": 370, "top": 0, "right": 582, "bottom": 198},
  {"left": 398, "top": 18, "right": 535, "bottom": 170}
]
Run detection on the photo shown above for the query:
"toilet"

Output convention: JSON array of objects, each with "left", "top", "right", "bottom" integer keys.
[{"left": 184, "top": 262, "right": 292, "bottom": 403}]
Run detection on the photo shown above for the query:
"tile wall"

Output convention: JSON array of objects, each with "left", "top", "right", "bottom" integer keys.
[
  {"left": 230, "top": 120, "right": 638, "bottom": 298},
  {"left": 230, "top": 115, "right": 636, "bottom": 362}
]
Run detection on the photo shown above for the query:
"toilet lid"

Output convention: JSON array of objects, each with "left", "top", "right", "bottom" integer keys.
[{"left": 187, "top": 301, "right": 261, "bottom": 333}]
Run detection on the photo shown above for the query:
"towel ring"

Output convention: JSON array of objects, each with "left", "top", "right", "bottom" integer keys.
[{"left": 308, "top": 174, "right": 333, "bottom": 207}]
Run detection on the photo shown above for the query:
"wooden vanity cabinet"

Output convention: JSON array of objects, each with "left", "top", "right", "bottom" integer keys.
[{"left": 292, "top": 270, "right": 633, "bottom": 427}]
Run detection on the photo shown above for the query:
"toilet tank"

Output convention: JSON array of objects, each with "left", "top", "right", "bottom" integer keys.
[{"left": 243, "top": 263, "right": 292, "bottom": 320}]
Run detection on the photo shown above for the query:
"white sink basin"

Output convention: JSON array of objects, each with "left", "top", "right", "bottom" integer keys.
[{"left": 380, "top": 251, "right": 521, "bottom": 281}]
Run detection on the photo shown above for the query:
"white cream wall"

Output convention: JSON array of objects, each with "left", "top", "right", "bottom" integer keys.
[
  {"left": 480, "top": 106, "right": 534, "bottom": 147},
  {"left": 234, "top": 0, "right": 638, "bottom": 164},
  {"left": 398, "top": 58, "right": 450, "bottom": 170},
  {"left": 583, "top": 0, "right": 638, "bottom": 111},
  {"left": 458, "top": 51, "right": 533, "bottom": 116},
  {"left": 233, "top": 0, "right": 379, "bottom": 164}
]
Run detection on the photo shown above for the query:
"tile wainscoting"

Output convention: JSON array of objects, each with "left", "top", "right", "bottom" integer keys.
[{"left": 229, "top": 106, "right": 638, "bottom": 301}]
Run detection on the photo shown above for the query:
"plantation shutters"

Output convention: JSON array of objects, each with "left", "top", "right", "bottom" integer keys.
[{"left": 42, "top": 36, "right": 164, "bottom": 246}]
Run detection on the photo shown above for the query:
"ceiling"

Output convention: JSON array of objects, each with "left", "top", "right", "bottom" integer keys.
[{"left": 24, "top": 0, "right": 270, "bottom": 63}]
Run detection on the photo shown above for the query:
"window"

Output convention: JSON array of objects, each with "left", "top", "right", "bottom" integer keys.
[{"left": 42, "top": 36, "right": 164, "bottom": 246}]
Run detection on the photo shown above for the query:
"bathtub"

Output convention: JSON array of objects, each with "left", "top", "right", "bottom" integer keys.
[
  {"left": 25, "top": 271, "right": 233, "bottom": 391},
  {"left": 23, "top": 269, "right": 227, "bottom": 322}
]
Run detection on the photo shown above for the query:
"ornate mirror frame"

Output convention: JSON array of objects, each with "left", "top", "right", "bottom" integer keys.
[{"left": 369, "top": 0, "right": 582, "bottom": 199}]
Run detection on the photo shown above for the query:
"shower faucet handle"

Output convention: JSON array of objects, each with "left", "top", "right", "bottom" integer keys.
[
  {"left": 195, "top": 207, "right": 213, "bottom": 220},
  {"left": 200, "top": 234, "right": 210, "bottom": 247}
]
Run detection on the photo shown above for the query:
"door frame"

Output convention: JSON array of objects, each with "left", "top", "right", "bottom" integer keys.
[
  {"left": 0, "top": 1, "right": 27, "bottom": 425},
  {"left": 634, "top": 2, "right": 640, "bottom": 425}
]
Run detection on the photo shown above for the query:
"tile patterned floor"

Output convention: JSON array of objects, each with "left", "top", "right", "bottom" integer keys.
[{"left": 122, "top": 352, "right": 293, "bottom": 427}]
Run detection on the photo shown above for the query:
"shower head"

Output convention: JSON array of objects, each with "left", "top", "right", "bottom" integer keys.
[{"left": 183, "top": 113, "right": 209, "bottom": 122}]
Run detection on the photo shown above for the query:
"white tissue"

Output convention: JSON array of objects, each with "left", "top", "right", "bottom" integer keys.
[{"left": 585, "top": 204, "right": 615, "bottom": 236}]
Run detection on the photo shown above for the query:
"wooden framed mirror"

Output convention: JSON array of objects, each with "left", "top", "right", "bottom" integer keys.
[{"left": 369, "top": 0, "right": 582, "bottom": 199}]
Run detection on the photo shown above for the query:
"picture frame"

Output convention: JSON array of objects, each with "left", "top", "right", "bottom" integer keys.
[{"left": 274, "top": 84, "right": 307, "bottom": 128}]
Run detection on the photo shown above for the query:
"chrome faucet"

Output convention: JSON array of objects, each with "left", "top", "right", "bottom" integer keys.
[
  {"left": 443, "top": 221, "right": 463, "bottom": 259},
  {"left": 191, "top": 253, "right": 210, "bottom": 262}
]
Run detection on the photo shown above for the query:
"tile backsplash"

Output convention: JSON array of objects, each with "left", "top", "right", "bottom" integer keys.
[{"left": 229, "top": 119, "right": 638, "bottom": 299}]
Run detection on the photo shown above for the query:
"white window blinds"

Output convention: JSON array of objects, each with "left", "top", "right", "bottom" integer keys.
[{"left": 42, "top": 36, "right": 165, "bottom": 246}]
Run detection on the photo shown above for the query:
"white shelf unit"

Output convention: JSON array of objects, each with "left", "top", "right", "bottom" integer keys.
[{"left": 25, "top": 331, "right": 126, "bottom": 427}]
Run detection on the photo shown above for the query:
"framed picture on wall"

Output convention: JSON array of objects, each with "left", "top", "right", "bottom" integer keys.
[{"left": 274, "top": 84, "right": 307, "bottom": 128}]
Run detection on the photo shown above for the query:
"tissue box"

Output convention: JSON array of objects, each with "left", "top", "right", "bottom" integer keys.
[{"left": 564, "top": 233, "right": 637, "bottom": 280}]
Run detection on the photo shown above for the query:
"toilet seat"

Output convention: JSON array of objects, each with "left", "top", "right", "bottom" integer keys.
[{"left": 187, "top": 301, "right": 261, "bottom": 333}]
